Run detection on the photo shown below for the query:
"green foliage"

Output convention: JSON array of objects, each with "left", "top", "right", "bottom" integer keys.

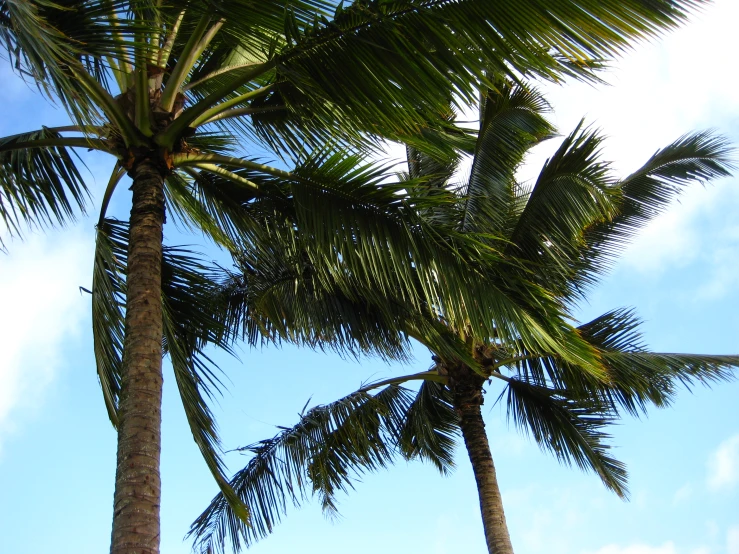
[
  {"left": 92, "top": 218, "right": 248, "bottom": 519},
  {"left": 0, "top": 128, "right": 90, "bottom": 241},
  {"left": 0, "top": 0, "right": 728, "bottom": 549},
  {"left": 188, "top": 79, "right": 737, "bottom": 552},
  {"left": 189, "top": 382, "right": 458, "bottom": 553}
]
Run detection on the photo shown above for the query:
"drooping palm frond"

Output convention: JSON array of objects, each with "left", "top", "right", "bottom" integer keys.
[
  {"left": 167, "top": 143, "right": 607, "bottom": 374},
  {"left": 91, "top": 219, "right": 127, "bottom": 426},
  {"left": 217, "top": 234, "right": 415, "bottom": 363},
  {"left": 188, "top": 379, "right": 459, "bottom": 554},
  {"left": 160, "top": 245, "right": 250, "bottom": 525},
  {"left": 163, "top": 168, "right": 260, "bottom": 251},
  {"left": 189, "top": 385, "right": 411, "bottom": 553},
  {"left": 398, "top": 380, "right": 459, "bottom": 473},
  {"left": 503, "top": 377, "right": 628, "bottom": 497},
  {"left": 90, "top": 217, "right": 249, "bottom": 521},
  {"left": 0, "top": 128, "right": 92, "bottom": 239},
  {"left": 505, "top": 308, "right": 739, "bottom": 418},
  {"left": 1, "top": 0, "right": 117, "bottom": 120},
  {"left": 267, "top": 0, "right": 701, "bottom": 135},
  {"left": 174, "top": 0, "right": 705, "bottom": 158},
  {"left": 577, "top": 308, "right": 739, "bottom": 415},
  {"left": 284, "top": 151, "right": 605, "bottom": 367}
]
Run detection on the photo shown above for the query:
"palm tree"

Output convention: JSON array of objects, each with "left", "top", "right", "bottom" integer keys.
[
  {"left": 187, "top": 82, "right": 738, "bottom": 554},
  {"left": 0, "top": 1, "right": 714, "bottom": 552}
]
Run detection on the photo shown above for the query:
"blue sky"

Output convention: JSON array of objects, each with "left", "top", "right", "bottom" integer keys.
[{"left": 1, "top": 2, "right": 738, "bottom": 553}]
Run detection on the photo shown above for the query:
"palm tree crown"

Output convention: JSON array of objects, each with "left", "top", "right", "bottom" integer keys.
[{"left": 187, "top": 82, "right": 737, "bottom": 554}]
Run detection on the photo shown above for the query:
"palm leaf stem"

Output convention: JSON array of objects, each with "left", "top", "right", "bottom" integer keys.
[
  {"left": 135, "top": 65, "right": 153, "bottom": 136},
  {"left": 193, "top": 164, "right": 260, "bottom": 191},
  {"left": 71, "top": 65, "right": 142, "bottom": 145},
  {"left": 0, "top": 137, "right": 112, "bottom": 153},
  {"left": 184, "top": 62, "right": 265, "bottom": 92},
  {"left": 160, "top": 14, "right": 223, "bottom": 112},
  {"left": 158, "top": 62, "right": 275, "bottom": 145},
  {"left": 102, "top": 0, "right": 134, "bottom": 80},
  {"left": 171, "top": 153, "right": 292, "bottom": 180},
  {"left": 358, "top": 370, "right": 447, "bottom": 393},
  {"left": 157, "top": 9, "right": 186, "bottom": 70},
  {"left": 98, "top": 163, "right": 127, "bottom": 224},
  {"left": 106, "top": 56, "right": 128, "bottom": 93},
  {"left": 200, "top": 106, "right": 287, "bottom": 126},
  {"left": 490, "top": 355, "right": 542, "bottom": 372},
  {"left": 192, "top": 85, "right": 275, "bottom": 127}
]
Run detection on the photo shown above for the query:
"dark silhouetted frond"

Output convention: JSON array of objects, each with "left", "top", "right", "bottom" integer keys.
[{"left": 504, "top": 378, "right": 628, "bottom": 497}]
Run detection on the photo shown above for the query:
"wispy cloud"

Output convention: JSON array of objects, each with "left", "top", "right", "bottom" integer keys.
[
  {"left": 587, "top": 543, "right": 712, "bottom": 554},
  {"left": 588, "top": 544, "right": 677, "bottom": 554},
  {"left": 672, "top": 483, "right": 693, "bottom": 505},
  {"left": 727, "top": 526, "right": 739, "bottom": 554},
  {"left": 0, "top": 226, "right": 91, "bottom": 453},
  {"left": 707, "top": 434, "right": 739, "bottom": 492}
]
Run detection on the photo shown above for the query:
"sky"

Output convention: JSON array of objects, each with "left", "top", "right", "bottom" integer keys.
[{"left": 0, "top": 2, "right": 738, "bottom": 553}]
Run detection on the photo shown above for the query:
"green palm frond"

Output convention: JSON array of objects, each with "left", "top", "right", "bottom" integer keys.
[
  {"left": 285, "top": 151, "right": 567, "bottom": 355},
  {"left": 0, "top": 128, "right": 90, "bottom": 239},
  {"left": 503, "top": 378, "right": 628, "bottom": 497},
  {"left": 577, "top": 308, "right": 739, "bottom": 415},
  {"left": 218, "top": 239, "right": 415, "bottom": 362},
  {"left": 163, "top": 168, "right": 260, "bottom": 251},
  {"left": 91, "top": 219, "right": 127, "bottom": 426},
  {"left": 178, "top": 0, "right": 703, "bottom": 156},
  {"left": 398, "top": 380, "right": 459, "bottom": 473},
  {"left": 267, "top": 0, "right": 700, "bottom": 137},
  {"left": 574, "top": 131, "right": 734, "bottom": 289},
  {"left": 0, "top": 0, "right": 152, "bottom": 122},
  {"left": 460, "top": 80, "right": 554, "bottom": 234},
  {"left": 507, "top": 122, "right": 618, "bottom": 297},
  {"left": 189, "top": 378, "right": 461, "bottom": 553},
  {"left": 510, "top": 308, "right": 739, "bottom": 417},
  {"left": 160, "top": 246, "right": 249, "bottom": 526},
  {"left": 91, "top": 218, "right": 248, "bottom": 520},
  {"left": 189, "top": 385, "right": 416, "bottom": 553}
]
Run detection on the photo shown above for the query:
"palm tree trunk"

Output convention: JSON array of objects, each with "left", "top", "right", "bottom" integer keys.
[
  {"left": 110, "top": 157, "right": 166, "bottom": 554},
  {"left": 451, "top": 367, "right": 515, "bottom": 554}
]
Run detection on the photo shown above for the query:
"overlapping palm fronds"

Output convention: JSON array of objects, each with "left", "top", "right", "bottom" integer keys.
[
  {"left": 188, "top": 79, "right": 737, "bottom": 553},
  {"left": 0, "top": 1, "right": 723, "bottom": 551}
]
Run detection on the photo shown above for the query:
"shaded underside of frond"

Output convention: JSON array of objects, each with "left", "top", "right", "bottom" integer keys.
[
  {"left": 0, "top": 128, "right": 89, "bottom": 240},
  {"left": 503, "top": 378, "right": 628, "bottom": 497}
]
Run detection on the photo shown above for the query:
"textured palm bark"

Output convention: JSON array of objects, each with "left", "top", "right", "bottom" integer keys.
[
  {"left": 110, "top": 158, "right": 166, "bottom": 554},
  {"left": 451, "top": 365, "right": 515, "bottom": 554}
]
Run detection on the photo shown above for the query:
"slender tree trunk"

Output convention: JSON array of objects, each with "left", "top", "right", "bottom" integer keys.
[
  {"left": 110, "top": 157, "right": 166, "bottom": 554},
  {"left": 451, "top": 365, "right": 515, "bottom": 554}
]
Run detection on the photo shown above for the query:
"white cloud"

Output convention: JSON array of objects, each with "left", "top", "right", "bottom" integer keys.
[
  {"left": 588, "top": 542, "right": 678, "bottom": 554},
  {"left": 727, "top": 526, "right": 739, "bottom": 554},
  {"left": 524, "top": 0, "right": 739, "bottom": 278},
  {"left": 0, "top": 226, "right": 91, "bottom": 452},
  {"left": 673, "top": 483, "right": 693, "bottom": 505},
  {"left": 707, "top": 434, "right": 739, "bottom": 492},
  {"left": 588, "top": 544, "right": 712, "bottom": 554}
]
